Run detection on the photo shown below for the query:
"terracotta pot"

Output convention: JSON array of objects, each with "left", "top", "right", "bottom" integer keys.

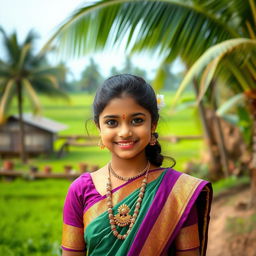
[
  {"left": 79, "top": 163, "right": 88, "bottom": 173},
  {"left": 64, "top": 165, "right": 72, "bottom": 174},
  {"left": 91, "top": 165, "right": 99, "bottom": 172},
  {"left": 30, "top": 166, "right": 38, "bottom": 173},
  {"left": 3, "top": 160, "right": 14, "bottom": 171},
  {"left": 43, "top": 166, "right": 52, "bottom": 174}
]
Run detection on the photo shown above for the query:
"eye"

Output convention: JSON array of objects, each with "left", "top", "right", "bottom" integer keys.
[
  {"left": 131, "top": 118, "right": 144, "bottom": 125},
  {"left": 105, "top": 119, "right": 118, "bottom": 127}
]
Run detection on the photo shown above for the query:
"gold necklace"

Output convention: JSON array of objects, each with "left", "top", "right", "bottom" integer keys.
[
  {"left": 106, "top": 163, "right": 150, "bottom": 240},
  {"left": 108, "top": 162, "right": 150, "bottom": 181}
]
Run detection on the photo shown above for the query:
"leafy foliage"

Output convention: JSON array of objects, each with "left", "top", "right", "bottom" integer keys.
[
  {"left": 0, "top": 27, "right": 68, "bottom": 122},
  {"left": 0, "top": 179, "right": 69, "bottom": 256},
  {"left": 46, "top": 0, "right": 242, "bottom": 64},
  {"left": 79, "top": 58, "right": 104, "bottom": 93},
  {"left": 109, "top": 56, "right": 148, "bottom": 79}
]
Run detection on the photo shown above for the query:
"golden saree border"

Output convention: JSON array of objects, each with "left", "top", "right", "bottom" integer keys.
[
  {"left": 175, "top": 223, "right": 199, "bottom": 250},
  {"left": 139, "top": 174, "right": 202, "bottom": 256},
  {"left": 200, "top": 185, "right": 211, "bottom": 255},
  {"left": 62, "top": 223, "right": 86, "bottom": 251},
  {"left": 83, "top": 169, "right": 164, "bottom": 232}
]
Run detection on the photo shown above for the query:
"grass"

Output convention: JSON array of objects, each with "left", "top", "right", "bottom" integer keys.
[
  {"left": 212, "top": 175, "right": 250, "bottom": 195},
  {"left": 226, "top": 214, "right": 256, "bottom": 235},
  {"left": 0, "top": 179, "right": 70, "bottom": 256}
]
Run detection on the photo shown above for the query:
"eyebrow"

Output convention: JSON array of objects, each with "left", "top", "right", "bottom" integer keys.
[{"left": 103, "top": 112, "right": 146, "bottom": 119}]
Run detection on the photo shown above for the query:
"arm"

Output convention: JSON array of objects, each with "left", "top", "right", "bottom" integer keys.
[
  {"left": 62, "top": 250, "right": 86, "bottom": 256},
  {"left": 175, "top": 205, "right": 200, "bottom": 256},
  {"left": 176, "top": 248, "right": 199, "bottom": 256},
  {"left": 62, "top": 181, "right": 86, "bottom": 255}
]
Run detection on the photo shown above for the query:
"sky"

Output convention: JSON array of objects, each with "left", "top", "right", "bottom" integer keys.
[{"left": 0, "top": 0, "right": 182, "bottom": 79}]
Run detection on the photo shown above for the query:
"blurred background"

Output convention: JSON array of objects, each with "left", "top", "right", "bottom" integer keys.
[{"left": 0, "top": 0, "right": 255, "bottom": 255}]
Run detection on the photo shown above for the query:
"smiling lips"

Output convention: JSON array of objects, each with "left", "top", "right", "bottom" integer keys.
[{"left": 115, "top": 140, "right": 137, "bottom": 149}]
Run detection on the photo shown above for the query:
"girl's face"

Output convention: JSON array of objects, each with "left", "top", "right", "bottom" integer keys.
[{"left": 98, "top": 96, "right": 156, "bottom": 161}]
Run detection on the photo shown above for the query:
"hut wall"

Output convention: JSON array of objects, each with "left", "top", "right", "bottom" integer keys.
[{"left": 0, "top": 119, "right": 55, "bottom": 155}]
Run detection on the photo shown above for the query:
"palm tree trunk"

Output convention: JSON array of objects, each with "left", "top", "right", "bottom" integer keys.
[
  {"left": 212, "top": 112, "right": 230, "bottom": 178},
  {"left": 250, "top": 115, "right": 256, "bottom": 207},
  {"left": 193, "top": 80, "right": 221, "bottom": 180},
  {"left": 211, "top": 83, "right": 230, "bottom": 178},
  {"left": 246, "top": 90, "right": 256, "bottom": 207},
  {"left": 17, "top": 81, "right": 26, "bottom": 163}
]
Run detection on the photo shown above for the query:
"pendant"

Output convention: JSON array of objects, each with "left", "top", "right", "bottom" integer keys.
[{"left": 114, "top": 204, "right": 132, "bottom": 227}]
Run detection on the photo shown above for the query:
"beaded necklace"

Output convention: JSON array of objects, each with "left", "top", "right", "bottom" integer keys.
[
  {"left": 106, "top": 162, "right": 150, "bottom": 240},
  {"left": 109, "top": 162, "right": 150, "bottom": 181}
]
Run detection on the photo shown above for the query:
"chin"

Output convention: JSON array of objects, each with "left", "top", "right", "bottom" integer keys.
[
  {"left": 115, "top": 153, "right": 137, "bottom": 160},
  {"left": 114, "top": 149, "right": 146, "bottom": 161}
]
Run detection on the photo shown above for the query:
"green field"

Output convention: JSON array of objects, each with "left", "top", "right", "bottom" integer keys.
[
  {"left": 0, "top": 92, "right": 206, "bottom": 255},
  {"left": 0, "top": 179, "right": 68, "bottom": 256}
]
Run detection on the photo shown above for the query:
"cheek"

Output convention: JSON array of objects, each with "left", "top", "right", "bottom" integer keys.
[
  {"left": 136, "top": 126, "right": 152, "bottom": 139},
  {"left": 100, "top": 128, "right": 114, "bottom": 138}
]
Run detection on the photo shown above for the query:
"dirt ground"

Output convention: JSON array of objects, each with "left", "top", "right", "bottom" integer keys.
[{"left": 207, "top": 186, "right": 256, "bottom": 256}]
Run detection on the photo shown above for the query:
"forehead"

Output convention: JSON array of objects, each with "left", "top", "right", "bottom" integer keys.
[{"left": 100, "top": 96, "right": 150, "bottom": 117}]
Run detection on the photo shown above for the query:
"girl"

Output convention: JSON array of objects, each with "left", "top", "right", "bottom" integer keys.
[{"left": 61, "top": 74, "right": 212, "bottom": 256}]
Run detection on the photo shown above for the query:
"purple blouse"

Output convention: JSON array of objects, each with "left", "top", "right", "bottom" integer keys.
[{"left": 62, "top": 171, "right": 199, "bottom": 252}]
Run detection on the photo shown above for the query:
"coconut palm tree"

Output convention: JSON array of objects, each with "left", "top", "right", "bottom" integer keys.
[
  {"left": 173, "top": 37, "right": 256, "bottom": 205},
  {"left": 0, "top": 28, "right": 67, "bottom": 163},
  {"left": 44, "top": 0, "right": 254, "bottom": 181}
]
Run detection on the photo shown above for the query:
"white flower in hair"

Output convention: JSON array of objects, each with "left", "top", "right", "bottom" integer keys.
[{"left": 157, "top": 94, "right": 165, "bottom": 109}]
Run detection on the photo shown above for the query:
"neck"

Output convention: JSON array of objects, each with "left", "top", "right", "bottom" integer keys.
[{"left": 110, "top": 155, "right": 149, "bottom": 177}]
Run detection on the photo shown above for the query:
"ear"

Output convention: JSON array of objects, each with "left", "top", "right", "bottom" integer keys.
[
  {"left": 95, "top": 121, "right": 101, "bottom": 132},
  {"left": 151, "top": 122, "right": 157, "bottom": 133}
]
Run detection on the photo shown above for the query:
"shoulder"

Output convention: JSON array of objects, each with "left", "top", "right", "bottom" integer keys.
[
  {"left": 164, "top": 168, "right": 212, "bottom": 200},
  {"left": 69, "top": 172, "right": 92, "bottom": 191},
  {"left": 66, "top": 171, "right": 107, "bottom": 208},
  {"left": 165, "top": 168, "right": 210, "bottom": 186},
  {"left": 90, "top": 166, "right": 106, "bottom": 178},
  {"left": 66, "top": 172, "right": 95, "bottom": 201}
]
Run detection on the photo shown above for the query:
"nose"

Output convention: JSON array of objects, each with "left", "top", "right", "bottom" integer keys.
[{"left": 118, "top": 123, "right": 132, "bottom": 138}]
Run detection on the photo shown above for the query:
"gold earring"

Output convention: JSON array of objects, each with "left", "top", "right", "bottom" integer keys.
[
  {"left": 98, "top": 139, "right": 105, "bottom": 149},
  {"left": 149, "top": 132, "right": 158, "bottom": 146}
]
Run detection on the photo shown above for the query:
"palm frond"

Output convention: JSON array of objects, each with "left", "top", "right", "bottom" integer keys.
[
  {"left": 42, "top": 0, "right": 241, "bottom": 61},
  {"left": 198, "top": 55, "right": 222, "bottom": 103},
  {"left": 0, "top": 27, "right": 70, "bottom": 121},
  {"left": 173, "top": 38, "right": 256, "bottom": 105},
  {"left": 30, "top": 66, "right": 66, "bottom": 76},
  {"left": 225, "top": 60, "right": 255, "bottom": 91},
  {"left": 32, "top": 79, "right": 69, "bottom": 100},
  {"left": 18, "top": 43, "right": 32, "bottom": 70},
  {"left": 22, "top": 79, "right": 42, "bottom": 114},
  {"left": 216, "top": 93, "right": 245, "bottom": 116},
  {"left": 0, "top": 79, "right": 15, "bottom": 123},
  {"left": 246, "top": 21, "right": 256, "bottom": 39},
  {"left": 249, "top": 0, "right": 256, "bottom": 27},
  {"left": 40, "top": 75, "right": 59, "bottom": 88}
]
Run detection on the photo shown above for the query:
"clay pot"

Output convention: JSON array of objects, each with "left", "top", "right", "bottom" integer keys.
[
  {"left": 91, "top": 165, "right": 99, "bottom": 172},
  {"left": 79, "top": 163, "right": 88, "bottom": 173},
  {"left": 30, "top": 166, "right": 38, "bottom": 173},
  {"left": 64, "top": 165, "right": 72, "bottom": 174},
  {"left": 43, "top": 166, "right": 52, "bottom": 174},
  {"left": 3, "top": 160, "right": 14, "bottom": 171}
]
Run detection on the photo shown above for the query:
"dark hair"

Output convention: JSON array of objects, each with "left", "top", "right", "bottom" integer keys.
[{"left": 93, "top": 74, "right": 174, "bottom": 167}]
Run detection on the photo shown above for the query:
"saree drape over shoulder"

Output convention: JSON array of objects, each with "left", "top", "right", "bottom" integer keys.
[{"left": 62, "top": 168, "right": 212, "bottom": 256}]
